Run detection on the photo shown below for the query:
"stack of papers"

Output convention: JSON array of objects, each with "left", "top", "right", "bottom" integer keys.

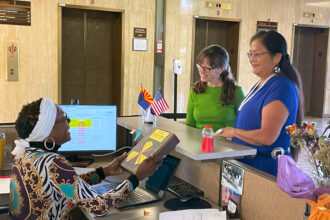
[
  {"left": 159, "top": 208, "right": 226, "bottom": 220},
  {"left": 74, "top": 167, "right": 95, "bottom": 175},
  {"left": 0, "top": 176, "right": 10, "bottom": 206}
]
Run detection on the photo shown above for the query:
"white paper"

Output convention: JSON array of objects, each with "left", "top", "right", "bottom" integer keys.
[
  {"left": 159, "top": 208, "right": 226, "bottom": 220},
  {"left": 0, "top": 178, "right": 10, "bottom": 194},
  {"left": 74, "top": 167, "right": 95, "bottom": 175},
  {"left": 133, "top": 38, "right": 147, "bottom": 51}
]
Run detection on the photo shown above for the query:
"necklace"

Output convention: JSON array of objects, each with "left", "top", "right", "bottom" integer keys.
[{"left": 238, "top": 74, "right": 275, "bottom": 112}]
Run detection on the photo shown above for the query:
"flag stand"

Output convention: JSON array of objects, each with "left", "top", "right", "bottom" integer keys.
[
  {"left": 173, "top": 73, "right": 177, "bottom": 121},
  {"left": 153, "top": 115, "right": 157, "bottom": 127}
]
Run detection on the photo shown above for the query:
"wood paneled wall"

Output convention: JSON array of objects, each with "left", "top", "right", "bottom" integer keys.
[
  {"left": 1, "top": 0, "right": 330, "bottom": 122},
  {"left": 164, "top": 0, "right": 330, "bottom": 116},
  {"left": 0, "top": 0, "right": 155, "bottom": 122}
]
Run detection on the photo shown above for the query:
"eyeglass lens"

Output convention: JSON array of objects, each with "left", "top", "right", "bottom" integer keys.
[
  {"left": 196, "top": 64, "right": 213, "bottom": 73},
  {"left": 247, "top": 51, "right": 268, "bottom": 59}
]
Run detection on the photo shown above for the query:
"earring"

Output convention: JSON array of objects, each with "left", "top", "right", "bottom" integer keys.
[
  {"left": 44, "top": 137, "right": 56, "bottom": 151},
  {"left": 274, "top": 66, "right": 280, "bottom": 73}
]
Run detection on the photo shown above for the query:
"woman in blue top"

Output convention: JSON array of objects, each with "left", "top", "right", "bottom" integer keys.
[{"left": 215, "top": 31, "right": 304, "bottom": 176}]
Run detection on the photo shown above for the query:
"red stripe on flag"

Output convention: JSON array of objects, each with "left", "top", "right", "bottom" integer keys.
[{"left": 151, "top": 98, "right": 169, "bottom": 116}]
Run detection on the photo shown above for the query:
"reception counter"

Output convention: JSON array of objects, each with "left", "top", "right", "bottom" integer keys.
[
  {"left": 117, "top": 117, "right": 306, "bottom": 220},
  {"left": 117, "top": 116, "right": 256, "bottom": 160}
]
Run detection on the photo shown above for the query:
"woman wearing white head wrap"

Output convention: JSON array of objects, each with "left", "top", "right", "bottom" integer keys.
[
  {"left": 10, "top": 98, "right": 163, "bottom": 220},
  {"left": 12, "top": 98, "right": 57, "bottom": 158}
]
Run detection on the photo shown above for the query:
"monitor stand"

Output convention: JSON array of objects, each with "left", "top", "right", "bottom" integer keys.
[{"left": 66, "top": 155, "right": 94, "bottom": 167}]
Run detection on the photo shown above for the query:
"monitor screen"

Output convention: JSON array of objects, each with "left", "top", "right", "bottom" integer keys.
[{"left": 58, "top": 105, "right": 117, "bottom": 154}]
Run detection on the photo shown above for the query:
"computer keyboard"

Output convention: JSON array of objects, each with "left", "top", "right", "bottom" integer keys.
[
  {"left": 167, "top": 176, "right": 204, "bottom": 199},
  {"left": 126, "top": 190, "right": 154, "bottom": 203}
]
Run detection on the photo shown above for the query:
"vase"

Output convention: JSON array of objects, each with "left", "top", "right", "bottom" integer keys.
[
  {"left": 312, "top": 173, "right": 330, "bottom": 188},
  {"left": 296, "top": 145, "right": 330, "bottom": 188},
  {"left": 296, "top": 146, "right": 320, "bottom": 186}
]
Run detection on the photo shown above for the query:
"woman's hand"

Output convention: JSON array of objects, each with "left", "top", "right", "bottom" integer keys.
[
  {"left": 134, "top": 153, "right": 164, "bottom": 180},
  {"left": 214, "top": 127, "right": 236, "bottom": 139},
  {"left": 103, "top": 152, "right": 128, "bottom": 176}
]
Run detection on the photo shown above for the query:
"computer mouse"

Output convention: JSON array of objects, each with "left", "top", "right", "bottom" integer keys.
[{"left": 179, "top": 194, "right": 200, "bottom": 203}]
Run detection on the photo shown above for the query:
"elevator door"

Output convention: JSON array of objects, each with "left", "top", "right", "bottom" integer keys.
[
  {"left": 293, "top": 26, "right": 329, "bottom": 117},
  {"left": 192, "top": 18, "right": 239, "bottom": 83},
  {"left": 61, "top": 8, "right": 122, "bottom": 112}
]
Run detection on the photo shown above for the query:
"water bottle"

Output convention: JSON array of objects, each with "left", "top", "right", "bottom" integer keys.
[
  {"left": 0, "top": 133, "right": 5, "bottom": 169},
  {"left": 201, "top": 125, "right": 214, "bottom": 152}
]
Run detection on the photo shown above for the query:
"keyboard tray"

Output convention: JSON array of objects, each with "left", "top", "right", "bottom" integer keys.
[{"left": 167, "top": 176, "right": 204, "bottom": 199}]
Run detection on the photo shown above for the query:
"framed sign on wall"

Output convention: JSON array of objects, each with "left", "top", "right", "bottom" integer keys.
[
  {"left": 256, "top": 21, "right": 278, "bottom": 32},
  {"left": 132, "top": 38, "right": 147, "bottom": 51}
]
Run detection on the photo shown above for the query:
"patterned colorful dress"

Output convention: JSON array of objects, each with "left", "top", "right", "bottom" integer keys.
[{"left": 9, "top": 151, "right": 133, "bottom": 219}]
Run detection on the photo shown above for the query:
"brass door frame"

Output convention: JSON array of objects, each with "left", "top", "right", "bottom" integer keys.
[
  {"left": 291, "top": 23, "right": 329, "bottom": 55},
  {"left": 191, "top": 16, "right": 241, "bottom": 84},
  {"left": 291, "top": 23, "right": 329, "bottom": 117},
  {"left": 58, "top": 4, "right": 124, "bottom": 109}
]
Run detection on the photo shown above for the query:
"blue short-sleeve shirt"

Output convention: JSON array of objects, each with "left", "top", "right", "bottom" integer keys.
[{"left": 233, "top": 75, "right": 298, "bottom": 176}]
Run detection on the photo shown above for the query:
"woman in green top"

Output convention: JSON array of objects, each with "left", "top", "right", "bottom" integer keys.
[{"left": 186, "top": 45, "right": 245, "bottom": 131}]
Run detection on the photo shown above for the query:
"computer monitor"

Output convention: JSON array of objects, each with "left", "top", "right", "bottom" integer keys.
[{"left": 58, "top": 105, "right": 117, "bottom": 165}]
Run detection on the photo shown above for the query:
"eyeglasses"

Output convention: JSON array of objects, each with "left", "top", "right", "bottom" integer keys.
[
  {"left": 196, "top": 64, "right": 217, "bottom": 73},
  {"left": 56, "top": 113, "right": 71, "bottom": 124},
  {"left": 246, "top": 51, "right": 269, "bottom": 59}
]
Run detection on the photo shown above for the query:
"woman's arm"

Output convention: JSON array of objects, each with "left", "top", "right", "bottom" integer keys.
[
  {"left": 49, "top": 155, "right": 133, "bottom": 216},
  {"left": 79, "top": 152, "right": 128, "bottom": 185},
  {"left": 217, "top": 100, "right": 288, "bottom": 146},
  {"left": 51, "top": 153, "right": 163, "bottom": 217},
  {"left": 185, "top": 90, "right": 196, "bottom": 127}
]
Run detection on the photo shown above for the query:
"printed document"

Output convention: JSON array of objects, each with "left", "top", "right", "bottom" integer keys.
[{"left": 159, "top": 208, "right": 226, "bottom": 220}]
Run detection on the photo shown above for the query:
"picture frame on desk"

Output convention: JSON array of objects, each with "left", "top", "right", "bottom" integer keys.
[
  {"left": 221, "top": 160, "right": 244, "bottom": 195},
  {"left": 221, "top": 161, "right": 244, "bottom": 218}
]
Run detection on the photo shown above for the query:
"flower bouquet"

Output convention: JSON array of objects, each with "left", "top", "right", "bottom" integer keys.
[
  {"left": 286, "top": 121, "right": 330, "bottom": 187},
  {"left": 276, "top": 121, "right": 330, "bottom": 202}
]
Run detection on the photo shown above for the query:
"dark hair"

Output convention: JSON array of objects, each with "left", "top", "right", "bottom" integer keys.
[
  {"left": 15, "top": 98, "right": 42, "bottom": 139},
  {"left": 193, "top": 45, "right": 237, "bottom": 105},
  {"left": 251, "top": 31, "right": 305, "bottom": 160}
]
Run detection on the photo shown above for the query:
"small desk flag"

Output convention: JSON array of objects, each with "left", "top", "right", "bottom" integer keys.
[
  {"left": 150, "top": 90, "right": 169, "bottom": 116},
  {"left": 138, "top": 86, "right": 153, "bottom": 110}
]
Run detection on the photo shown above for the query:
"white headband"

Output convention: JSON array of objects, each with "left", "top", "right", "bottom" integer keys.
[{"left": 12, "top": 98, "right": 57, "bottom": 158}]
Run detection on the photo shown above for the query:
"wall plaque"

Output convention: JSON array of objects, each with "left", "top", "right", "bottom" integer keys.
[
  {"left": 256, "top": 21, "right": 277, "bottom": 32},
  {"left": 134, "top": 27, "right": 147, "bottom": 38},
  {"left": 0, "top": 0, "right": 31, "bottom": 26}
]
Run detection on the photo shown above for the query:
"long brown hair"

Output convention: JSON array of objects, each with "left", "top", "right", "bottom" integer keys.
[{"left": 193, "top": 45, "right": 238, "bottom": 105}]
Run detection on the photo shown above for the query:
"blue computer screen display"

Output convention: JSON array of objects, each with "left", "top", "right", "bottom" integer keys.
[{"left": 58, "top": 105, "right": 117, "bottom": 154}]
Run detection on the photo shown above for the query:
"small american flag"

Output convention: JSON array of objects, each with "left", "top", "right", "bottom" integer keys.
[{"left": 150, "top": 91, "right": 169, "bottom": 116}]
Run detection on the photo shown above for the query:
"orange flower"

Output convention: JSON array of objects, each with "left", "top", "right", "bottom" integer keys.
[
  {"left": 306, "top": 124, "right": 315, "bottom": 135},
  {"left": 289, "top": 124, "right": 297, "bottom": 135}
]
